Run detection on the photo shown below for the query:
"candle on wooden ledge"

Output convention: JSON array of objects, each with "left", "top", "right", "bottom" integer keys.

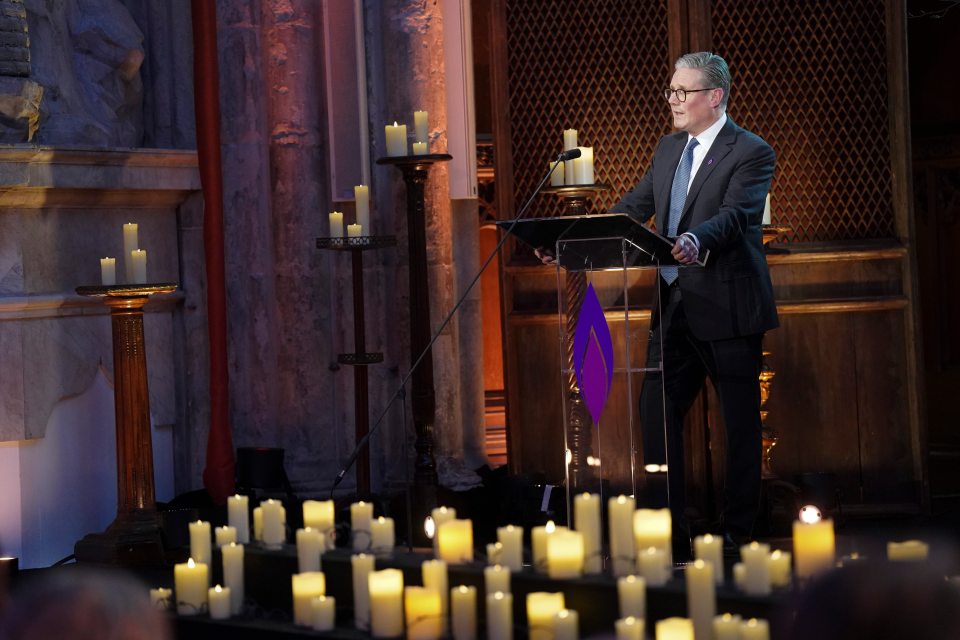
[
  {"left": 437, "top": 519, "right": 473, "bottom": 564},
  {"left": 100, "top": 258, "right": 116, "bottom": 286},
  {"left": 768, "top": 549, "right": 792, "bottom": 587},
  {"left": 292, "top": 571, "right": 326, "bottom": 626},
  {"left": 149, "top": 587, "right": 172, "bottom": 610},
  {"left": 615, "top": 616, "right": 644, "bottom": 640},
  {"left": 303, "top": 500, "right": 336, "bottom": 548},
  {"left": 888, "top": 539, "right": 929, "bottom": 561},
  {"left": 130, "top": 249, "right": 147, "bottom": 284},
  {"left": 486, "top": 591, "right": 513, "bottom": 640},
  {"left": 214, "top": 525, "right": 237, "bottom": 548},
  {"left": 574, "top": 492, "right": 602, "bottom": 574},
  {"left": 484, "top": 564, "right": 511, "bottom": 595},
  {"left": 617, "top": 575, "right": 645, "bottom": 619},
  {"left": 174, "top": 558, "right": 208, "bottom": 615},
  {"left": 385, "top": 122, "right": 408, "bottom": 157},
  {"left": 486, "top": 542, "right": 502, "bottom": 565},
  {"left": 573, "top": 146, "right": 594, "bottom": 184},
  {"left": 188, "top": 521, "right": 212, "bottom": 566},
  {"left": 531, "top": 520, "right": 559, "bottom": 573},
  {"left": 526, "top": 592, "right": 565, "bottom": 640},
  {"left": 549, "top": 160, "right": 565, "bottom": 186},
  {"left": 686, "top": 560, "right": 716, "bottom": 640},
  {"left": 413, "top": 141, "right": 428, "bottom": 155},
  {"left": 431, "top": 506, "right": 457, "bottom": 554},
  {"left": 368, "top": 568, "right": 404, "bottom": 638},
  {"left": 422, "top": 559, "right": 449, "bottom": 633},
  {"left": 732, "top": 563, "right": 746, "bottom": 590},
  {"left": 740, "top": 618, "right": 770, "bottom": 640},
  {"left": 347, "top": 223, "right": 363, "bottom": 238},
  {"left": 252, "top": 506, "right": 263, "bottom": 541},
  {"left": 352, "top": 553, "right": 375, "bottom": 630},
  {"left": 296, "top": 527, "right": 324, "bottom": 573},
  {"left": 563, "top": 128, "right": 578, "bottom": 151},
  {"left": 227, "top": 494, "right": 249, "bottom": 544},
  {"left": 694, "top": 534, "right": 723, "bottom": 584},
  {"left": 634, "top": 508, "right": 672, "bottom": 567},
  {"left": 354, "top": 185, "right": 370, "bottom": 232},
  {"left": 414, "top": 110, "right": 429, "bottom": 147},
  {"left": 208, "top": 585, "right": 231, "bottom": 620},
  {"left": 609, "top": 495, "right": 636, "bottom": 577},
  {"left": 553, "top": 609, "right": 578, "bottom": 640},
  {"left": 405, "top": 586, "right": 443, "bottom": 640},
  {"left": 451, "top": 585, "right": 476, "bottom": 640},
  {"left": 312, "top": 595, "right": 336, "bottom": 631},
  {"left": 351, "top": 501, "right": 374, "bottom": 551},
  {"left": 546, "top": 529, "right": 585, "bottom": 579},
  {"left": 371, "top": 516, "right": 395, "bottom": 553},
  {"left": 713, "top": 613, "right": 742, "bottom": 640},
  {"left": 497, "top": 525, "right": 523, "bottom": 571},
  {"left": 740, "top": 541, "right": 772, "bottom": 596},
  {"left": 655, "top": 616, "right": 694, "bottom": 640},
  {"left": 260, "top": 499, "right": 286, "bottom": 548},
  {"left": 221, "top": 542, "right": 244, "bottom": 614},
  {"left": 329, "top": 211, "right": 344, "bottom": 238},
  {"left": 793, "top": 510, "right": 835, "bottom": 579},
  {"left": 638, "top": 546, "right": 670, "bottom": 586},
  {"left": 122, "top": 222, "right": 138, "bottom": 282}
]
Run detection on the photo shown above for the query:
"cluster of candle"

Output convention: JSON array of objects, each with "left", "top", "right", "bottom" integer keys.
[
  {"left": 329, "top": 185, "right": 370, "bottom": 238},
  {"left": 550, "top": 128, "right": 595, "bottom": 186},
  {"left": 100, "top": 222, "right": 147, "bottom": 285},
  {"left": 385, "top": 110, "right": 430, "bottom": 157}
]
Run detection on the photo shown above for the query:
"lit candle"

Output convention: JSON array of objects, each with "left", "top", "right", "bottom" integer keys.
[
  {"left": 497, "top": 525, "right": 523, "bottom": 571},
  {"left": 227, "top": 495, "right": 249, "bottom": 544},
  {"left": 303, "top": 500, "right": 336, "bottom": 548},
  {"left": 768, "top": 550, "right": 792, "bottom": 587},
  {"left": 693, "top": 534, "right": 723, "bottom": 584},
  {"left": 351, "top": 501, "right": 374, "bottom": 551},
  {"left": 422, "top": 559, "right": 449, "bottom": 634},
  {"left": 574, "top": 493, "right": 602, "bottom": 574},
  {"left": 369, "top": 568, "right": 404, "bottom": 638},
  {"left": 329, "top": 211, "right": 344, "bottom": 238},
  {"left": 451, "top": 585, "right": 476, "bottom": 640},
  {"left": 686, "top": 560, "right": 716, "bottom": 640},
  {"left": 405, "top": 586, "right": 443, "bottom": 640},
  {"left": 563, "top": 129, "right": 578, "bottom": 151},
  {"left": 437, "top": 519, "right": 473, "bottom": 564},
  {"left": 221, "top": 542, "right": 244, "bottom": 614},
  {"left": 292, "top": 571, "right": 326, "bottom": 626},
  {"left": 484, "top": 564, "right": 511, "bottom": 596},
  {"left": 354, "top": 185, "right": 370, "bottom": 232},
  {"left": 609, "top": 495, "right": 636, "bottom": 577},
  {"left": 173, "top": 558, "right": 208, "bottom": 615},
  {"left": 100, "top": 257, "right": 116, "bottom": 286},
  {"left": 487, "top": 591, "right": 513, "bottom": 640},
  {"left": 347, "top": 223, "right": 362, "bottom": 238},
  {"left": 888, "top": 539, "right": 929, "bottom": 561},
  {"left": 432, "top": 507, "right": 457, "bottom": 555},
  {"left": 414, "top": 110, "right": 429, "bottom": 147},
  {"left": 762, "top": 193, "right": 771, "bottom": 225},
  {"left": 713, "top": 613, "right": 742, "bottom": 640},
  {"left": 634, "top": 508, "right": 672, "bottom": 567},
  {"left": 413, "top": 141, "right": 428, "bottom": 155},
  {"left": 733, "top": 563, "right": 746, "bottom": 590},
  {"left": 189, "top": 520, "right": 212, "bottom": 566},
  {"left": 149, "top": 587, "right": 172, "bottom": 610},
  {"left": 252, "top": 506, "right": 263, "bottom": 541},
  {"left": 122, "top": 222, "right": 138, "bottom": 282},
  {"left": 740, "top": 541, "right": 771, "bottom": 596},
  {"left": 531, "top": 521, "right": 558, "bottom": 573},
  {"left": 130, "top": 249, "right": 147, "bottom": 284},
  {"left": 639, "top": 547, "right": 670, "bottom": 586},
  {"left": 526, "top": 592, "right": 565, "bottom": 640},
  {"left": 740, "top": 618, "right": 770, "bottom": 640},
  {"left": 385, "top": 122, "right": 408, "bottom": 157},
  {"left": 553, "top": 609, "right": 578, "bottom": 640},
  {"left": 656, "top": 617, "right": 694, "bottom": 640},
  {"left": 296, "top": 527, "right": 324, "bottom": 573},
  {"left": 352, "top": 553, "right": 375, "bottom": 630},
  {"left": 573, "top": 146, "right": 594, "bottom": 184},
  {"left": 486, "top": 542, "right": 502, "bottom": 565},
  {"left": 260, "top": 499, "right": 285, "bottom": 548},
  {"left": 793, "top": 517, "right": 835, "bottom": 579},
  {"left": 617, "top": 575, "right": 645, "bottom": 619},
  {"left": 208, "top": 585, "right": 231, "bottom": 620},
  {"left": 214, "top": 526, "right": 237, "bottom": 548},
  {"left": 616, "top": 616, "right": 644, "bottom": 640},
  {"left": 312, "top": 595, "right": 336, "bottom": 631},
  {"left": 371, "top": 516, "right": 395, "bottom": 553},
  {"left": 546, "top": 529, "right": 585, "bottom": 579},
  {"left": 549, "top": 161, "right": 565, "bottom": 187}
]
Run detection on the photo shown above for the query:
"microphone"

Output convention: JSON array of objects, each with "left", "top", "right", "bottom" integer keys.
[{"left": 329, "top": 153, "right": 566, "bottom": 498}]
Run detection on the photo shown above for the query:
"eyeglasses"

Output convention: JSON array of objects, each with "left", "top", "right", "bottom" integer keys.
[{"left": 663, "top": 87, "right": 718, "bottom": 102}]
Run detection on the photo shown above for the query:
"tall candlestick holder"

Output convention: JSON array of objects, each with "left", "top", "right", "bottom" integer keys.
[{"left": 74, "top": 283, "right": 177, "bottom": 566}]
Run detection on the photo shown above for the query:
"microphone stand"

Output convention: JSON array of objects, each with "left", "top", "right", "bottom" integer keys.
[{"left": 329, "top": 150, "right": 580, "bottom": 500}]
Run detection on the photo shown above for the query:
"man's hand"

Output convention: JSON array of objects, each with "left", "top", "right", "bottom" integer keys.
[
  {"left": 671, "top": 233, "right": 699, "bottom": 265},
  {"left": 534, "top": 247, "right": 556, "bottom": 265}
]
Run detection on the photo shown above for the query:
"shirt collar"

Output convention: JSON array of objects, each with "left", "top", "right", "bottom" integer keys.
[{"left": 688, "top": 112, "right": 727, "bottom": 150}]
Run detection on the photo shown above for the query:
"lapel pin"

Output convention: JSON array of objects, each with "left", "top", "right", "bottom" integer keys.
[{"left": 707, "top": 157, "right": 715, "bottom": 166}]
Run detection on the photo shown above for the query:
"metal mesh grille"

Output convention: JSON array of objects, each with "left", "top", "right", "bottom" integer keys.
[{"left": 712, "top": 0, "right": 896, "bottom": 242}]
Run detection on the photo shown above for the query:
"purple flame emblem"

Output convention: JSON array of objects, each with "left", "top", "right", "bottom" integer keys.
[{"left": 573, "top": 283, "right": 614, "bottom": 424}]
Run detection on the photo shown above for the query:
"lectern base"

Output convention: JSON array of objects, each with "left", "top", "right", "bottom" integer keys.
[{"left": 74, "top": 509, "right": 166, "bottom": 567}]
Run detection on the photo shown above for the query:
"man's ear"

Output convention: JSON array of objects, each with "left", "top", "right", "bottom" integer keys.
[{"left": 711, "top": 88, "right": 724, "bottom": 108}]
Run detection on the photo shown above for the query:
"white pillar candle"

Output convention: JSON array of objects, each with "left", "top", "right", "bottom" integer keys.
[
  {"left": 149, "top": 587, "right": 172, "bottom": 610},
  {"left": 405, "top": 586, "right": 443, "bottom": 640},
  {"left": 768, "top": 550, "right": 792, "bottom": 587},
  {"left": 713, "top": 613, "right": 742, "bottom": 640},
  {"left": 414, "top": 110, "right": 429, "bottom": 146},
  {"left": 526, "top": 592, "right": 565, "bottom": 640},
  {"left": 312, "top": 595, "right": 336, "bottom": 631},
  {"left": 546, "top": 529, "right": 584, "bottom": 579},
  {"left": 437, "top": 519, "right": 473, "bottom": 564},
  {"left": 100, "top": 257, "right": 116, "bottom": 286},
  {"left": 634, "top": 508, "right": 672, "bottom": 568},
  {"left": 639, "top": 547, "right": 670, "bottom": 586},
  {"left": 412, "top": 142, "right": 428, "bottom": 155},
  {"left": 686, "top": 560, "right": 716, "bottom": 640},
  {"left": 130, "top": 249, "right": 147, "bottom": 284},
  {"left": 741, "top": 618, "right": 770, "bottom": 640},
  {"left": 888, "top": 539, "right": 929, "bottom": 561},
  {"left": 617, "top": 574, "right": 645, "bottom": 619},
  {"left": 733, "top": 563, "right": 746, "bottom": 590},
  {"left": 347, "top": 223, "right": 362, "bottom": 238},
  {"left": 296, "top": 527, "right": 324, "bottom": 573},
  {"left": 261, "top": 499, "right": 285, "bottom": 548},
  {"left": 609, "top": 495, "right": 636, "bottom": 577},
  {"left": 303, "top": 500, "right": 336, "bottom": 548},
  {"left": 227, "top": 495, "right": 249, "bottom": 544},
  {"left": 221, "top": 542, "right": 244, "bottom": 615},
  {"left": 451, "top": 585, "right": 477, "bottom": 640},
  {"left": 484, "top": 564, "right": 511, "bottom": 595},
  {"left": 329, "top": 211, "right": 344, "bottom": 238},
  {"left": 487, "top": 592, "right": 513, "bottom": 640},
  {"left": 563, "top": 129, "right": 578, "bottom": 151},
  {"left": 122, "top": 222, "right": 138, "bottom": 282},
  {"left": 573, "top": 146, "right": 594, "bottom": 184},
  {"left": 574, "top": 492, "right": 602, "bottom": 574},
  {"left": 351, "top": 501, "right": 374, "bottom": 551},
  {"left": 214, "top": 526, "right": 237, "bottom": 548},
  {"left": 369, "top": 568, "right": 404, "bottom": 638},
  {"left": 385, "top": 122, "right": 408, "bottom": 157},
  {"left": 432, "top": 507, "right": 457, "bottom": 555},
  {"left": 352, "top": 553, "right": 375, "bottom": 630},
  {"left": 656, "top": 616, "right": 694, "bottom": 640},
  {"left": 531, "top": 521, "right": 557, "bottom": 573},
  {"left": 740, "top": 541, "right": 771, "bottom": 596},
  {"left": 422, "top": 559, "right": 449, "bottom": 633},
  {"left": 252, "top": 507, "right": 263, "bottom": 541},
  {"left": 173, "top": 558, "right": 208, "bottom": 615},
  {"left": 549, "top": 161, "right": 564, "bottom": 187},
  {"left": 693, "top": 534, "right": 723, "bottom": 584},
  {"left": 616, "top": 616, "right": 645, "bottom": 640},
  {"left": 497, "top": 525, "right": 523, "bottom": 571},
  {"left": 292, "top": 571, "right": 326, "bottom": 626},
  {"left": 552, "top": 609, "right": 578, "bottom": 640},
  {"left": 189, "top": 521, "right": 212, "bottom": 566},
  {"left": 486, "top": 542, "right": 502, "bottom": 565},
  {"left": 354, "top": 185, "right": 370, "bottom": 232},
  {"left": 371, "top": 516, "right": 395, "bottom": 553},
  {"left": 208, "top": 585, "right": 231, "bottom": 620},
  {"left": 793, "top": 518, "right": 835, "bottom": 579},
  {"left": 762, "top": 193, "right": 771, "bottom": 225}
]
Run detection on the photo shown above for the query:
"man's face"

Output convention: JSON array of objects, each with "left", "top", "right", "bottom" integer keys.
[{"left": 668, "top": 67, "right": 722, "bottom": 136}]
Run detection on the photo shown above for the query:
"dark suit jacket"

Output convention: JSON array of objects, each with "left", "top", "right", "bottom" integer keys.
[{"left": 611, "top": 118, "right": 779, "bottom": 342}]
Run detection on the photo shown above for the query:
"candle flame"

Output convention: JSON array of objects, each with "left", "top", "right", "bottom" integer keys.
[
  {"left": 494, "top": 591, "right": 505, "bottom": 600},
  {"left": 771, "top": 550, "right": 782, "bottom": 559},
  {"left": 424, "top": 516, "right": 436, "bottom": 539},
  {"left": 799, "top": 504, "right": 822, "bottom": 523},
  {"left": 458, "top": 585, "right": 469, "bottom": 593},
  {"left": 393, "top": 121, "right": 398, "bottom": 127},
  {"left": 187, "top": 558, "right": 196, "bottom": 568},
  {"left": 694, "top": 559, "right": 705, "bottom": 568},
  {"left": 214, "top": 585, "right": 223, "bottom": 593},
  {"left": 703, "top": 533, "right": 714, "bottom": 543},
  {"left": 545, "top": 521, "right": 556, "bottom": 534},
  {"left": 617, "top": 495, "right": 627, "bottom": 504}
]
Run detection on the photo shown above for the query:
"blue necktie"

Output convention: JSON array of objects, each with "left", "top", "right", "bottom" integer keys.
[{"left": 661, "top": 137, "right": 699, "bottom": 285}]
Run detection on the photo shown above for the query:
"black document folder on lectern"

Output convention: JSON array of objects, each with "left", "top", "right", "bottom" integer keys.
[{"left": 497, "top": 213, "right": 680, "bottom": 270}]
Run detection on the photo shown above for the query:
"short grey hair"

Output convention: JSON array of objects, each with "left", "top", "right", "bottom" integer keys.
[{"left": 675, "top": 52, "right": 731, "bottom": 108}]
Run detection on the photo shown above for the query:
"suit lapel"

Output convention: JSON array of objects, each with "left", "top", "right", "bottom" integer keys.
[{"left": 679, "top": 119, "right": 738, "bottom": 227}]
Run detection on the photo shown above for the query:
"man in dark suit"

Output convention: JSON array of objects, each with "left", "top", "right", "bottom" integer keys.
[{"left": 610, "top": 52, "right": 778, "bottom": 554}]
